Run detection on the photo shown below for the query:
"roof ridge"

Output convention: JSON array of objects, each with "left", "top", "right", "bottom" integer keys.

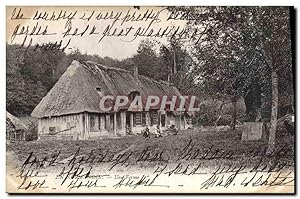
[
  {"left": 83, "top": 60, "right": 175, "bottom": 87},
  {"left": 84, "top": 60, "right": 130, "bottom": 73}
]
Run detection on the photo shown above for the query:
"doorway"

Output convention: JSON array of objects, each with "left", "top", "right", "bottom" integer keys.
[{"left": 161, "top": 114, "right": 166, "bottom": 127}]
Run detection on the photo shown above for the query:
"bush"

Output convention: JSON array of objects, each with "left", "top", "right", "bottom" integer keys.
[
  {"left": 26, "top": 124, "right": 38, "bottom": 141},
  {"left": 195, "top": 97, "right": 246, "bottom": 126},
  {"left": 19, "top": 116, "right": 38, "bottom": 141}
]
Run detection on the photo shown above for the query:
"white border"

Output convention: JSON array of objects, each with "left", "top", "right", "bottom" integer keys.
[{"left": 1, "top": 1, "right": 299, "bottom": 199}]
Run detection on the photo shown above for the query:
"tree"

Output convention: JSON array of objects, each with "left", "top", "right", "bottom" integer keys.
[
  {"left": 132, "top": 39, "right": 161, "bottom": 80},
  {"left": 168, "top": 6, "right": 293, "bottom": 136},
  {"left": 250, "top": 7, "right": 292, "bottom": 153},
  {"left": 7, "top": 44, "right": 68, "bottom": 115},
  {"left": 159, "top": 40, "right": 198, "bottom": 95},
  {"left": 6, "top": 44, "right": 26, "bottom": 115},
  {"left": 6, "top": 43, "right": 131, "bottom": 116},
  {"left": 171, "top": 7, "right": 256, "bottom": 129}
]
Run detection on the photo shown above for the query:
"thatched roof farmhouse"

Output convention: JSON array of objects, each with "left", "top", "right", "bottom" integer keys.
[{"left": 31, "top": 60, "right": 193, "bottom": 140}]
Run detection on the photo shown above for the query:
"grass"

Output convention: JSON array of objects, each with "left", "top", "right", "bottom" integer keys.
[{"left": 7, "top": 128, "right": 294, "bottom": 170}]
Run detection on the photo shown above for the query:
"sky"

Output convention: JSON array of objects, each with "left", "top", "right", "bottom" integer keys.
[{"left": 6, "top": 6, "right": 187, "bottom": 60}]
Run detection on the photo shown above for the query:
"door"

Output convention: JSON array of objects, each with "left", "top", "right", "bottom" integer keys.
[
  {"left": 126, "top": 112, "right": 131, "bottom": 127},
  {"left": 161, "top": 114, "right": 166, "bottom": 127}
]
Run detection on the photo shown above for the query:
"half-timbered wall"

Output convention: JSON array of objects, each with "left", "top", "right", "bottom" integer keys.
[
  {"left": 38, "top": 113, "right": 84, "bottom": 140},
  {"left": 37, "top": 111, "right": 188, "bottom": 140}
]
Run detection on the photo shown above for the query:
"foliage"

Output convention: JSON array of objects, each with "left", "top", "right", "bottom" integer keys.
[
  {"left": 196, "top": 98, "right": 246, "bottom": 126},
  {"left": 168, "top": 6, "right": 293, "bottom": 122},
  {"left": 6, "top": 45, "right": 124, "bottom": 116},
  {"left": 131, "top": 39, "right": 162, "bottom": 79}
]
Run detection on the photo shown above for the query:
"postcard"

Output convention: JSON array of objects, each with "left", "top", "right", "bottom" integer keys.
[{"left": 6, "top": 6, "right": 295, "bottom": 194}]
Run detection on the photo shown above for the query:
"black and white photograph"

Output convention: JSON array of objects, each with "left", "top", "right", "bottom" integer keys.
[{"left": 5, "top": 5, "right": 295, "bottom": 194}]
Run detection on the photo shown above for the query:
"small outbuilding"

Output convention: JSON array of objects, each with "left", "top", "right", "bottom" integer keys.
[{"left": 6, "top": 112, "right": 28, "bottom": 141}]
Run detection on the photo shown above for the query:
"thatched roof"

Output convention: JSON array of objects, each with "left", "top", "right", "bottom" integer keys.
[
  {"left": 6, "top": 112, "right": 28, "bottom": 131},
  {"left": 32, "top": 60, "right": 184, "bottom": 118}
]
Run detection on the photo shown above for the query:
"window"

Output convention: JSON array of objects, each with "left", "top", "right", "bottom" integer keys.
[
  {"left": 96, "top": 87, "right": 103, "bottom": 97},
  {"left": 133, "top": 113, "right": 142, "bottom": 126},
  {"left": 90, "top": 115, "right": 100, "bottom": 132},
  {"left": 142, "top": 113, "right": 146, "bottom": 126},
  {"left": 150, "top": 112, "right": 158, "bottom": 125},
  {"left": 134, "top": 113, "right": 146, "bottom": 126},
  {"left": 90, "top": 115, "right": 96, "bottom": 131},
  {"left": 49, "top": 127, "right": 56, "bottom": 135}
]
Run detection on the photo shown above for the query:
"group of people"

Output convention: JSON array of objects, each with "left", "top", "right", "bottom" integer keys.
[
  {"left": 142, "top": 125, "right": 162, "bottom": 139},
  {"left": 127, "top": 124, "right": 178, "bottom": 138}
]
